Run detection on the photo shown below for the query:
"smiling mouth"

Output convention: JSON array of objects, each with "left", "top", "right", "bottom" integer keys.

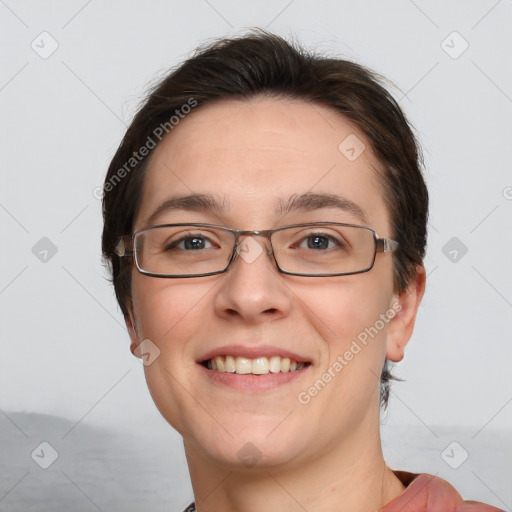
[{"left": 201, "top": 355, "right": 311, "bottom": 375}]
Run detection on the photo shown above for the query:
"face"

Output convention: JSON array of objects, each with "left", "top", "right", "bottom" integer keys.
[{"left": 126, "top": 97, "right": 419, "bottom": 471}]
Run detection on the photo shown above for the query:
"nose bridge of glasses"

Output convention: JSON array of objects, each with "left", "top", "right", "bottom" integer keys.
[{"left": 232, "top": 230, "right": 275, "bottom": 267}]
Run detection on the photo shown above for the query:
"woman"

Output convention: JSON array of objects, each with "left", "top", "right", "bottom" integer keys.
[{"left": 101, "top": 31, "right": 502, "bottom": 512}]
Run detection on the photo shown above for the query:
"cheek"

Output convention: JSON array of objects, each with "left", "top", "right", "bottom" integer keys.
[
  {"left": 295, "top": 273, "right": 393, "bottom": 351},
  {"left": 286, "top": 278, "right": 394, "bottom": 438},
  {"left": 293, "top": 274, "right": 393, "bottom": 407},
  {"left": 131, "top": 274, "right": 206, "bottom": 344},
  {"left": 130, "top": 275, "right": 209, "bottom": 433}
]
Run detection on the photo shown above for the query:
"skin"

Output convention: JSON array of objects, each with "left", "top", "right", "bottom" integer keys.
[{"left": 125, "top": 97, "right": 425, "bottom": 512}]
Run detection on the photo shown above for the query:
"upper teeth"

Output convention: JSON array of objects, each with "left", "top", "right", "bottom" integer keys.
[{"left": 206, "top": 356, "right": 307, "bottom": 374}]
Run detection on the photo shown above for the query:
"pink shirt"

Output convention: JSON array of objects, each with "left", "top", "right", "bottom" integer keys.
[
  {"left": 380, "top": 471, "right": 504, "bottom": 511},
  {"left": 182, "top": 470, "right": 504, "bottom": 511}
]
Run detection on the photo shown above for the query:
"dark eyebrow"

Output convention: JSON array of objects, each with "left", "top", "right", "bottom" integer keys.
[
  {"left": 275, "top": 192, "right": 369, "bottom": 224},
  {"left": 145, "top": 194, "right": 228, "bottom": 226},
  {"left": 145, "top": 192, "right": 368, "bottom": 226}
]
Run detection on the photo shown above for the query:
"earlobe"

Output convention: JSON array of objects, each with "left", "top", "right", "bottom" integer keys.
[
  {"left": 124, "top": 306, "right": 141, "bottom": 356},
  {"left": 386, "top": 266, "right": 426, "bottom": 362}
]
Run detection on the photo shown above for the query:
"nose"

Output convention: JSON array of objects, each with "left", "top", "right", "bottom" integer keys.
[{"left": 213, "top": 235, "right": 293, "bottom": 324}]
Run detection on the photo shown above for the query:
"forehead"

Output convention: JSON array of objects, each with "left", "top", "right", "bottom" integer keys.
[{"left": 135, "top": 97, "right": 390, "bottom": 232}]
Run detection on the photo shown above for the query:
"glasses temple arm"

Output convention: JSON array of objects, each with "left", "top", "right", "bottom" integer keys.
[
  {"left": 376, "top": 238, "right": 399, "bottom": 253},
  {"left": 115, "top": 236, "right": 134, "bottom": 257}
]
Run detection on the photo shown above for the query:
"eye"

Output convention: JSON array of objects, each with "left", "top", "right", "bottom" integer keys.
[
  {"left": 165, "top": 233, "right": 216, "bottom": 251},
  {"left": 298, "top": 233, "right": 343, "bottom": 250}
]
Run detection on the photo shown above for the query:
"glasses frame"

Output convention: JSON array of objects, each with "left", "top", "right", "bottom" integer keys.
[{"left": 115, "top": 222, "right": 399, "bottom": 278}]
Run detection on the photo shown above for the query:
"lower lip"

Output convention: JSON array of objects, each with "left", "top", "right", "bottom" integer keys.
[{"left": 197, "top": 363, "right": 311, "bottom": 391}]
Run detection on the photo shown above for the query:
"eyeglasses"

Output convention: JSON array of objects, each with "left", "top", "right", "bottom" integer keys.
[{"left": 115, "top": 222, "right": 399, "bottom": 278}]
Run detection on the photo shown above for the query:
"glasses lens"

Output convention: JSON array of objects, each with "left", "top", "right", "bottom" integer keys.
[
  {"left": 272, "top": 224, "right": 376, "bottom": 275},
  {"left": 135, "top": 225, "right": 234, "bottom": 276}
]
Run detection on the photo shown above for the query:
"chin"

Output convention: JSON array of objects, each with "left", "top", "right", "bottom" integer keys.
[{"left": 189, "top": 422, "right": 311, "bottom": 472}]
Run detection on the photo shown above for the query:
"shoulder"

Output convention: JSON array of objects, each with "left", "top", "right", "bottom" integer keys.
[
  {"left": 183, "top": 472, "right": 502, "bottom": 512},
  {"left": 380, "top": 471, "right": 504, "bottom": 512}
]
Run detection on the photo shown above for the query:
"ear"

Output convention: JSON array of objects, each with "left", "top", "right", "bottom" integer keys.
[
  {"left": 386, "top": 265, "right": 426, "bottom": 362},
  {"left": 124, "top": 304, "right": 141, "bottom": 357}
]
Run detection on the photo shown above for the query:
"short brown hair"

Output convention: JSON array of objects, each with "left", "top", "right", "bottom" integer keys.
[{"left": 101, "top": 30, "right": 428, "bottom": 408}]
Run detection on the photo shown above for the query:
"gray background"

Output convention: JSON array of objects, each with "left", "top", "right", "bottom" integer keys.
[{"left": 1, "top": 0, "right": 511, "bottom": 510}]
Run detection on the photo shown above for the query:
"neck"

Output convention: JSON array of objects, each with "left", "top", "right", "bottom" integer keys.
[{"left": 184, "top": 415, "right": 405, "bottom": 512}]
